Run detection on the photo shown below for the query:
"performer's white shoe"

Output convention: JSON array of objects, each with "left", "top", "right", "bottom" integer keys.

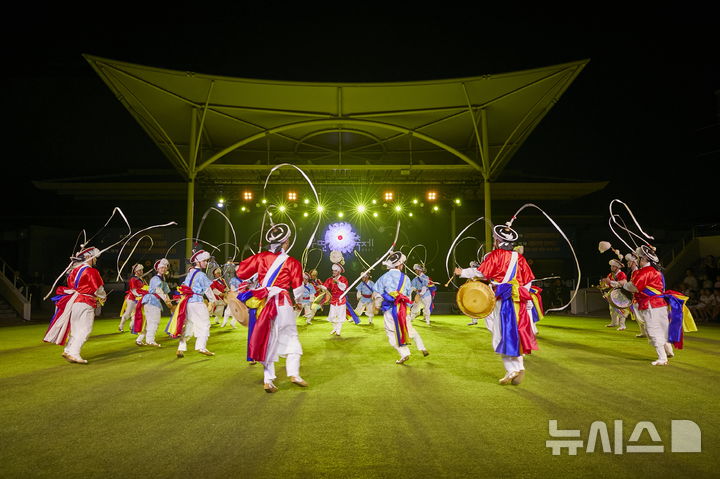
[
  {"left": 197, "top": 349, "right": 215, "bottom": 356},
  {"left": 264, "top": 381, "right": 278, "bottom": 393},
  {"left": 396, "top": 355, "right": 410, "bottom": 364},
  {"left": 617, "top": 326, "right": 626, "bottom": 331},
  {"left": 290, "top": 376, "right": 308, "bottom": 387},
  {"left": 65, "top": 354, "right": 88, "bottom": 364},
  {"left": 176, "top": 350, "right": 184, "bottom": 358},
  {"left": 605, "top": 324, "right": 615, "bottom": 328},
  {"left": 499, "top": 371, "right": 519, "bottom": 385},
  {"left": 651, "top": 360, "right": 669, "bottom": 366},
  {"left": 636, "top": 333, "right": 646, "bottom": 338},
  {"left": 146, "top": 342, "right": 162, "bottom": 348},
  {"left": 511, "top": 370, "right": 525, "bottom": 385},
  {"left": 135, "top": 341, "right": 144, "bottom": 347}
]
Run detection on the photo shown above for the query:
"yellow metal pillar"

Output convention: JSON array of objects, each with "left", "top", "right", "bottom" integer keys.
[{"left": 480, "top": 109, "right": 492, "bottom": 248}]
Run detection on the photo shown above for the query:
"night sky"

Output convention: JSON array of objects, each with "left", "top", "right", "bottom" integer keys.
[{"left": 5, "top": 10, "right": 719, "bottom": 233}]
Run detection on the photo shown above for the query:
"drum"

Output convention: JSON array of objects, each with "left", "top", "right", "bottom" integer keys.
[
  {"left": 609, "top": 288, "right": 633, "bottom": 309},
  {"left": 224, "top": 294, "right": 249, "bottom": 326},
  {"left": 456, "top": 280, "right": 496, "bottom": 319}
]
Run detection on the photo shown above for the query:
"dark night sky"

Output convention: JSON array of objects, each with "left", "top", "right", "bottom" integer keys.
[{"left": 4, "top": 9, "right": 719, "bottom": 230}]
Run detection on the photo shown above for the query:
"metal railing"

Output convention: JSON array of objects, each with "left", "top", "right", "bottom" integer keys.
[
  {"left": 662, "top": 224, "right": 719, "bottom": 267},
  {"left": 0, "top": 257, "right": 32, "bottom": 303}
]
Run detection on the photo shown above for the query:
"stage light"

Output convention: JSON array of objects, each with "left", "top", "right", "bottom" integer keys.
[
  {"left": 261, "top": 198, "right": 267, "bottom": 204},
  {"left": 303, "top": 198, "right": 310, "bottom": 204},
  {"left": 338, "top": 211, "right": 344, "bottom": 218},
  {"left": 217, "top": 202, "right": 224, "bottom": 208},
  {"left": 317, "top": 205, "right": 325, "bottom": 213},
  {"left": 433, "top": 205, "right": 439, "bottom": 212},
  {"left": 240, "top": 206, "right": 247, "bottom": 212},
  {"left": 384, "top": 191, "right": 394, "bottom": 201},
  {"left": 303, "top": 212, "right": 309, "bottom": 217},
  {"left": 287, "top": 191, "right": 297, "bottom": 201},
  {"left": 356, "top": 204, "right": 367, "bottom": 214},
  {"left": 409, "top": 212, "right": 413, "bottom": 217},
  {"left": 394, "top": 205, "right": 402, "bottom": 212},
  {"left": 373, "top": 212, "right": 379, "bottom": 217},
  {"left": 371, "top": 199, "right": 377, "bottom": 205},
  {"left": 278, "top": 205, "right": 287, "bottom": 213},
  {"left": 426, "top": 191, "right": 437, "bottom": 201},
  {"left": 412, "top": 198, "right": 418, "bottom": 205},
  {"left": 243, "top": 191, "right": 253, "bottom": 201},
  {"left": 454, "top": 198, "right": 462, "bottom": 205}
]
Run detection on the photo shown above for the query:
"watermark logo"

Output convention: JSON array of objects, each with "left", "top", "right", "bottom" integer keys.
[{"left": 546, "top": 420, "right": 701, "bottom": 455}]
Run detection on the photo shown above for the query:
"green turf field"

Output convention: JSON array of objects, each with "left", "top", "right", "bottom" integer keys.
[{"left": 1, "top": 314, "right": 718, "bottom": 478}]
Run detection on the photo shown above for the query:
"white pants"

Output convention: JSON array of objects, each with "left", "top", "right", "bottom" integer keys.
[
  {"left": 221, "top": 302, "right": 239, "bottom": 328},
  {"left": 63, "top": 303, "right": 95, "bottom": 358},
  {"left": 501, "top": 355, "right": 525, "bottom": 373},
  {"left": 137, "top": 304, "right": 161, "bottom": 344},
  {"left": 178, "top": 302, "right": 211, "bottom": 351},
  {"left": 301, "top": 303, "right": 316, "bottom": 323},
  {"left": 608, "top": 304, "right": 627, "bottom": 327},
  {"left": 119, "top": 299, "right": 137, "bottom": 329},
  {"left": 383, "top": 308, "right": 426, "bottom": 357},
  {"left": 636, "top": 306, "right": 671, "bottom": 361},
  {"left": 354, "top": 301, "right": 374, "bottom": 322},
  {"left": 328, "top": 304, "right": 346, "bottom": 334},
  {"left": 262, "top": 302, "right": 303, "bottom": 382},
  {"left": 410, "top": 295, "right": 433, "bottom": 323},
  {"left": 210, "top": 301, "right": 225, "bottom": 321}
]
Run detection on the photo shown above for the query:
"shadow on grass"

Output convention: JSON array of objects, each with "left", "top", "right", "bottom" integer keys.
[{"left": 539, "top": 335, "right": 645, "bottom": 360}]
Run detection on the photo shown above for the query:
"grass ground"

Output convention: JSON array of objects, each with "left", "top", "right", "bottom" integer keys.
[{"left": 0, "top": 313, "right": 718, "bottom": 478}]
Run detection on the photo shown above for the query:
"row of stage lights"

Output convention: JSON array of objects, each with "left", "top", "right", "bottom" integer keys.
[{"left": 216, "top": 191, "right": 462, "bottom": 217}]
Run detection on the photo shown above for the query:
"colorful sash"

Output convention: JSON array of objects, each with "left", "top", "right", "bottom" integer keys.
[
  {"left": 245, "top": 253, "right": 288, "bottom": 363},
  {"left": 238, "top": 290, "right": 263, "bottom": 361},
  {"left": 381, "top": 273, "right": 411, "bottom": 347},
  {"left": 165, "top": 269, "right": 201, "bottom": 338},
  {"left": 346, "top": 302, "right": 361, "bottom": 324},
  {"left": 428, "top": 278, "right": 437, "bottom": 313},
  {"left": 493, "top": 253, "right": 538, "bottom": 356},
  {"left": 641, "top": 284, "right": 697, "bottom": 349},
  {"left": 529, "top": 285, "right": 545, "bottom": 323},
  {"left": 130, "top": 285, "right": 151, "bottom": 334}
]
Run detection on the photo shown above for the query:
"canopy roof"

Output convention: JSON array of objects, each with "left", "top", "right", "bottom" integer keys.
[{"left": 84, "top": 55, "right": 589, "bottom": 186}]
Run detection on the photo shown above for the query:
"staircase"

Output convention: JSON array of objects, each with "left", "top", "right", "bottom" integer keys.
[
  {"left": 0, "top": 297, "right": 18, "bottom": 320},
  {"left": 0, "top": 258, "right": 31, "bottom": 321}
]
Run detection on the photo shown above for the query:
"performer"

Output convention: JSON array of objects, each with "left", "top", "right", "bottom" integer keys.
[
  {"left": 601, "top": 259, "right": 630, "bottom": 331},
  {"left": 354, "top": 273, "right": 376, "bottom": 325},
  {"left": 624, "top": 253, "right": 647, "bottom": 338},
  {"left": 409, "top": 264, "right": 435, "bottom": 325},
  {"left": 236, "top": 223, "right": 307, "bottom": 393},
  {"left": 209, "top": 267, "right": 228, "bottom": 324},
  {"left": 220, "top": 275, "right": 243, "bottom": 329},
  {"left": 323, "top": 263, "right": 350, "bottom": 336},
  {"left": 374, "top": 251, "right": 429, "bottom": 364},
  {"left": 613, "top": 246, "right": 677, "bottom": 365},
  {"left": 118, "top": 263, "right": 145, "bottom": 332},
  {"left": 44, "top": 246, "right": 107, "bottom": 364},
  {"left": 166, "top": 250, "right": 217, "bottom": 357},
  {"left": 308, "top": 268, "right": 329, "bottom": 312},
  {"left": 136, "top": 258, "right": 172, "bottom": 347},
  {"left": 298, "top": 272, "right": 317, "bottom": 325},
  {"left": 455, "top": 225, "right": 537, "bottom": 385}
]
